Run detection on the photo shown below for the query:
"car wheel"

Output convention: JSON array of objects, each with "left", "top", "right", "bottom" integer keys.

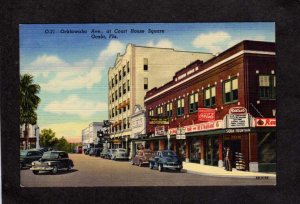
[
  {"left": 32, "top": 170, "right": 39, "bottom": 175},
  {"left": 149, "top": 162, "right": 154, "bottom": 169},
  {"left": 52, "top": 165, "right": 58, "bottom": 174},
  {"left": 176, "top": 168, "right": 182, "bottom": 172},
  {"left": 67, "top": 164, "right": 72, "bottom": 171},
  {"left": 158, "top": 163, "right": 163, "bottom": 172}
]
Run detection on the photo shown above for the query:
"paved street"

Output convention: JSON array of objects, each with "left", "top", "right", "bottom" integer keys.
[{"left": 21, "top": 154, "right": 275, "bottom": 187}]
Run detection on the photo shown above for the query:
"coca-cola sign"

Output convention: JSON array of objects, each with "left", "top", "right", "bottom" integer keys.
[
  {"left": 229, "top": 107, "right": 247, "bottom": 114},
  {"left": 198, "top": 108, "right": 215, "bottom": 122}
]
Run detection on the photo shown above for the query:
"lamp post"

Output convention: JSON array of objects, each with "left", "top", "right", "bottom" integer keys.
[
  {"left": 35, "top": 125, "right": 40, "bottom": 149},
  {"left": 167, "top": 132, "right": 170, "bottom": 150}
]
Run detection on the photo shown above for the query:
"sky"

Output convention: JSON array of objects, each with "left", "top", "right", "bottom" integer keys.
[{"left": 20, "top": 23, "right": 275, "bottom": 143}]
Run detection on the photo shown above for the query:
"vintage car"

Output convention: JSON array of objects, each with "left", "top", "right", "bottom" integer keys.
[
  {"left": 100, "top": 148, "right": 109, "bottom": 158},
  {"left": 148, "top": 150, "right": 182, "bottom": 172},
  {"left": 30, "top": 151, "right": 74, "bottom": 174},
  {"left": 84, "top": 148, "right": 91, "bottom": 155},
  {"left": 111, "top": 148, "right": 128, "bottom": 160},
  {"left": 89, "top": 148, "right": 102, "bottom": 156},
  {"left": 131, "top": 149, "right": 154, "bottom": 167},
  {"left": 107, "top": 149, "right": 115, "bottom": 159},
  {"left": 20, "top": 149, "right": 43, "bottom": 169}
]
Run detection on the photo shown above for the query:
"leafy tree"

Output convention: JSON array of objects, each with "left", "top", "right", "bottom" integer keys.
[
  {"left": 40, "top": 129, "right": 58, "bottom": 148},
  {"left": 54, "top": 137, "right": 70, "bottom": 152},
  {"left": 20, "top": 74, "right": 41, "bottom": 149}
]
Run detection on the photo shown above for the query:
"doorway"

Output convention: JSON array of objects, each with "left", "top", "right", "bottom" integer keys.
[{"left": 223, "top": 139, "right": 241, "bottom": 168}]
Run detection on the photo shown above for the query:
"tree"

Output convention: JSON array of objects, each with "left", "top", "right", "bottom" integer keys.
[
  {"left": 20, "top": 74, "right": 41, "bottom": 149},
  {"left": 54, "top": 137, "right": 69, "bottom": 152},
  {"left": 40, "top": 129, "right": 58, "bottom": 148}
]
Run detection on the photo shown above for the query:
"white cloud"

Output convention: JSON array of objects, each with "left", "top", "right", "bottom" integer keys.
[
  {"left": 193, "top": 31, "right": 231, "bottom": 53},
  {"left": 44, "top": 95, "right": 107, "bottom": 118},
  {"left": 146, "top": 39, "right": 176, "bottom": 49}
]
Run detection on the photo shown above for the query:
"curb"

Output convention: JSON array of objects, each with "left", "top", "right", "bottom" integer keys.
[{"left": 182, "top": 169, "right": 276, "bottom": 180}]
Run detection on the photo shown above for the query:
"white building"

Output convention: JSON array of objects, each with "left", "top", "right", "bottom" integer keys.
[
  {"left": 108, "top": 44, "right": 214, "bottom": 144},
  {"left": 82, "top": 122, "right": 103, "bottom": 148},
  {"left": 20, "top": 124, "right": 40, "bottom": 149}
]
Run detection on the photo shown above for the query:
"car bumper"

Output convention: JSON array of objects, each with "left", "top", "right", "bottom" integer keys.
[
  {"left": 30, "top": 166, "right": 53, "bottom": 171},
  {"left": 163, "top": 164, "right": 182, "bottom": 169}
]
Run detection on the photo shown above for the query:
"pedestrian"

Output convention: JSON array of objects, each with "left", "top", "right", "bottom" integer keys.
[{"left": 225, "top": 147, "right": 232, "bottom": 171}]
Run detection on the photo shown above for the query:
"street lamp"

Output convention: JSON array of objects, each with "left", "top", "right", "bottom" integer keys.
[
  {"left": 35, "top": 125, "right": 40, "bottom": 149},
  {"left": 167, "top": 131, "right": 170, "bottom": 150}
]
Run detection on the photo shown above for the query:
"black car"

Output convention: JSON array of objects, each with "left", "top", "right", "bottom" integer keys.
[
  {"left": 30, "top": 151, "right": 74, "bottom": 174},
  {"left": 91, "top": 148, "right": 102, "bottom": 157},
  {"left": 148, "top": 150, "right": 182, "bottom": 172},
  {"left": 84, "top": 148, "right": 91, "bottom": 155},
  {"left": 20, "top": 150, "right": 43, "bottom": 169}
]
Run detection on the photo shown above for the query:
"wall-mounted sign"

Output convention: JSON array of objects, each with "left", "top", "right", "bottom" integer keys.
[
  {"left": 227, "top": 107, "right": 250, "bottom": 128},
  {"left": 198, "top": 108, "right": 215, "bottom": 122},
  {"left": 254, "top": 118, "right": 276, "bottom": 127},
  {"left": 168, "top": 120, "right": 223, "bottom": 135},
  {"left": 149, "top": 117, "right": 169, "bottom": 125},
  {"left": 155, "top": 126, "right": 165, "bottom": 136},
  {"left": 176, "top": 135, "right": 186, "bottom": 139},
  {"left": 112, "top": 139, "right": 121, "bottom": 144},
  {"left": 176, "top": 128, "right": 186, "bottom": 139},
  {"left": 225, "top": 128, "right": 251, "bottom": 134}
]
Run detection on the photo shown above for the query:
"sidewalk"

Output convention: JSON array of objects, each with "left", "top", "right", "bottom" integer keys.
[{"left": 182, "top": 162, "right": 276, "bottom": 179}]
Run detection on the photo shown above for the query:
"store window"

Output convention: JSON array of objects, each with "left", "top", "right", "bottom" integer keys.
[
  {"left": 176, "top": 98, "right": 184, "bottom": 116},
  {"left": 165, "top": 102, "right": 173, "bottom": 117},
  {"left": 123, "top": 83, "right": 126, "bottom": 94},
  {"left": 189, "top": 93, "right": 199, "bottom": 113},
  {"left": 223, "top": 78, "right": 238, "bottom": 104},
  {"left": 205, "top": 136, "right": 219, "bottom": 166},
  {"left": 144, "top": 58, "right": 148, "bottom": 71},
  {"left": 189, "top": 138, "right": 201, "bottom": 163},
  {"left": 144, "top": 78, "right": 148, "bottom": 90},
  {"left": 156, "top": 106, "right": 163, "bottom": 117},
  {"left": 259, "top": 75, "right": 276, "bottom": 99},
  {"left": 258, "top": 132, "right": 276, "bottom": 163},
  {"left": 176, "top": 140, "right": 186, "bottom": 161},
  {"left": 204, "top": 86, "right": 216, "bottom": 107}
]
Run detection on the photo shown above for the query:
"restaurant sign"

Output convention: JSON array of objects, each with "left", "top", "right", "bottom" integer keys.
[
  {"left": 168, "top": 120, "right": 223, "bottom": 135},
  {"left": 155, "top": 126, "right": 166, "bottom": 136},
  {"left": 227, "top": 107, "right": 250, "bottom": 128},
  {"left": 198, "top": 108, "right": 215, "bottom": 122},
  {"left": 149, "top": 116, "right": 169, "bottom": 125},
  {"left": 254, "top": 118, "right": 276, "bottom": 127}
]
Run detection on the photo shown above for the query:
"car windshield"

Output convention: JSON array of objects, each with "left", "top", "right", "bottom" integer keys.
[
  {"left": 20, "top": 151, "right": 27, "bottom": 156},
  {"left": 162, "top": 151, "right": 176, "bottom": 157},
  {"left": 42, "top": 152, "right": 59, "bottom": 159}
]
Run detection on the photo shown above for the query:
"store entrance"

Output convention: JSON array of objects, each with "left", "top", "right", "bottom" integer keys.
[
  {"left": 205, "top": 136, "right": 218, "bottom": 166},
  {"left": 223, "top": 139, "right": 241, "bottom": 168}
]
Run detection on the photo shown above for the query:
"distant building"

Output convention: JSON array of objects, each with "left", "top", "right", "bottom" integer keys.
[
  {"left": 108, "top": 44, "right": 214, "bottom": 148},
  {"left": 82, "top": 122, "right": 103, "bottom": 148},
  {"left": 20, "top": 124, "right": 40, "bottom": 149}
]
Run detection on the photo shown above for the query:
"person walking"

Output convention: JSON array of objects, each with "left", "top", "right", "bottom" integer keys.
[{"left": 225, "top": 147, "right": 232, "bottom": 171}]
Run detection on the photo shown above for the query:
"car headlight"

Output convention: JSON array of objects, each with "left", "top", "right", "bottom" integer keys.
[
  {"left": 31, "top": 162, "right": 35, "bottom": 166},
  {"left": 47, "top": 162, "right": 51, "bottom": 166}
]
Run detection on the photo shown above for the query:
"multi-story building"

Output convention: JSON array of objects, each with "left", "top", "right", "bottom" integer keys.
[
  {"left": 144, "top": 40, "right": 276, "bottom": 172},
  {"left": 82, "top": 122, "right": 103, "bottom": 149},
  {"left": 108, "top": 44, "right": 214, "bottom": 148},
  {"left": 20, "top": 124, "right": 40, "bottom": 149}
]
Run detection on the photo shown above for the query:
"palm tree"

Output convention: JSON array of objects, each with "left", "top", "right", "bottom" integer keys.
[{"left": 20, "top": 74, "right": 41, "bottom": 149}]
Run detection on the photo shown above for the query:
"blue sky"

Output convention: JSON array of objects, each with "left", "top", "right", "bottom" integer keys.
[{"left": 20, "top": 23, "right": 275, "bottom": 142}]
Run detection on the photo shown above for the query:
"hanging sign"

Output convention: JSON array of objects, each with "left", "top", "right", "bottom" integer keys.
[
  {"left": 227, "top": 107, "right": 250, "bottom": 128},
  {"left": 155, "top": 126, "right": 165, "bottom": 136}
]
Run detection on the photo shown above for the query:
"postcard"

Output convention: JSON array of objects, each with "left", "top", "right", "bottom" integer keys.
[{"left": 19, "top": 23, "right": 276, "bottom": 187}]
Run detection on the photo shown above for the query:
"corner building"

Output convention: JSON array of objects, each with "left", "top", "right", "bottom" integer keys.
[
  {"left": 144, "top": 41, "right": 276, "bottom": 172},
  {"left": 108, "top": 44, "right": 214, "bottom": 148}
]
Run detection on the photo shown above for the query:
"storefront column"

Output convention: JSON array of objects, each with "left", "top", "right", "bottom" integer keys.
[
  {"left": 150, "top": 141, "right": 154, "bottom": 151},
  {"left": 218, "top": 135, "right": 223, "bottom": 168},
  {"left": 159, "top": 140, "right": 165, "bottom": 150},
  {"left": 185, "top": 139, "right": 189, "bottom": 162},
  {"left": 200, "top": 138, "right": 205, "bottom": 165},
  {"left": 129, "top": 141, "right": 134, "bottom": 159},
  {"left": 249, "top": 133, "right": 258, "bottom": 172}
]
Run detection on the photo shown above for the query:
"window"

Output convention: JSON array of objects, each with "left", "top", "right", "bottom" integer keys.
[
  {"left": 112, "top": 93, "right": 114, "bottom": 102},
  {"left": 204, "top": 86, "right": 216, "bottom": 107},
  {"left": 127, "top": 117, "right": 130, "bottom": 128},
  {"left": 156, "top": 106, "right": 163, "bottom": 116},
  {"left": 149, "top": 110, "right": 154, "bottom": 116},
  {"left": 128, "top": 104, "right": 130, "bottom": 110},
  {"left": 127, "top": 80, "right": 130, "bottom": 91},
  {"left": 115, "top": 90, "right": 117, "bottom": 100},
  {"left": 259, "top": 75, "right": 276, "bottom": 99},
  {"left": 119, "top": 70, "right": 122, "bottom": 80},
  {"left": 119, "top": 87, "right": 122, "bottom": 97},
  {"left": 144, "top": 78, "right": 148, "bottom": 90},
  {"left": 115, "top": 106, "right": 118, "bottom": 116},
  {"left": 112, "top": 108, "right": 114, "bottom": 117},
  {"left": 111, "top": 79, "right": 114, "bottom": 88},
  {"left": 119, "top": 107, "right": 121, "bottom": 114},
  {"left": 223, "top": 78, "right": 238, "bottom": 103},
  {"left": 123, "top": 118, "right": 126, "bottom": 129},
  {"left": 123, "top": 65, "right": 126, "bottom": 76},
  {"left": 144, "top": 58, "right": 148, "bottom": 71},
  {"left": 189, "top": 93, "right": 199, "bottom": 113},
  {"left": 123, "top": 83, "right": 126, "bottom": 94},
  {"left": 166, "top": 102, "right": 173, "bottom": 117},
  {"left": 176, "top": 98, "right": 185, "bottom": 116},
  {"left": 127, "top": 61, "right": 130, "bottom": 73},
  {"left": 123, "top": 105, "right": 126, "bottom": 112},
  {"left": 115, "top": 74, "right": 118, "bottom": 84}
]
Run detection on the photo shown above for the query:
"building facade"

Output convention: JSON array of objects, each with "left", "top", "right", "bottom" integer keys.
[
  {"left": 144, "top": 41, "right": 276, "bottom": 172},
  {"left": 82, "top": 122, "right": 104, "bottom": 149},
  {"left": 20, "top": 124, "right": 40, "bottom": 149},
  {"left": 108, "top": 44, "right": 214, "bottom": 146}
]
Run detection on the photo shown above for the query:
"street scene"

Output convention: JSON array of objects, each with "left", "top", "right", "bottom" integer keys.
[{"left": 20, "top": 23, "right": 276, "bottom": 187}]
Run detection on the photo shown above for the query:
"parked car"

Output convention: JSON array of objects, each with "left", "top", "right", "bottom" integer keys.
[
  {"left": 111, "top": 148, "right": 128, "bottom": 161},
  {"left": 84, "top": 148, "right": 91, "bottom": 155},
  {"left": 107, "top": 149, "right": 115, "bottom": 159},
  {"left": 131, "top": 149, "right": 154, "bottom": 167},
  {"left": 148, "top": 150, "right": 182, "bottom": 172},
  {"left": 30, "top": 151, "right": 74, "bottom": 174},
  {"left": 100, "top": 148, "right": 109, "bottom": 158},
  {"left": 93, "top": 148, "right": 102, "bottom": 157},
  {"left": 34, "top": 147, "right": 50, "bottom": 153},
  {"left": 89, "top": 148, "right": 97, "bottom": 156},
  {"left": 20, "top": 149, "right": 43, "bottom": 169}
]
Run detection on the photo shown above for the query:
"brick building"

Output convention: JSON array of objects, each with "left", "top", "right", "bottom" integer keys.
[{"left": 143, "top": 41, "right": 276, "bottom": 172}]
